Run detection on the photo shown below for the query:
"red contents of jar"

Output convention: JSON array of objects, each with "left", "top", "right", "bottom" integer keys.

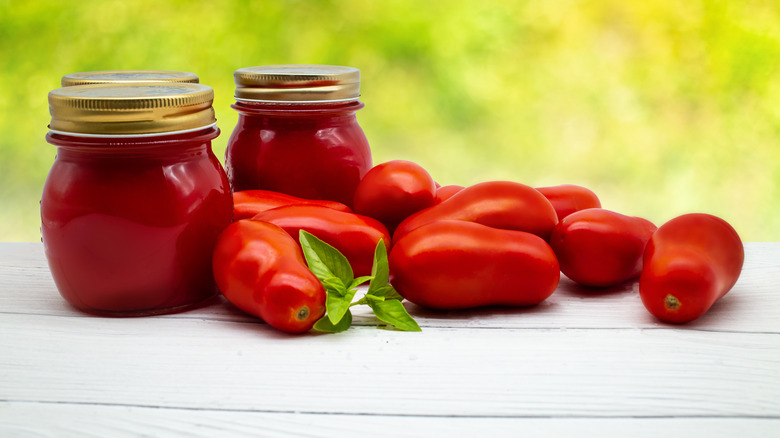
[
  {"left": 41, "top": 83, "right": 233, "bottom": 316},
  {"left": 225, "top": 65, "right": 372, "bottom": 208}
]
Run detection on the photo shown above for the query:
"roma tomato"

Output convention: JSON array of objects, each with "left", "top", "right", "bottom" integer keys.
[
  {"left": 393, "top": 181, "right": 558, "bottom": 242},
  {"left": 434, "top": 184, "right": 464, "bottom": 204},
  {"left": 389, "top": 220, "right": 560, "bottom": 310},
  {"left": 639, "top": 213, "right": 744, "bottom": 324},
  {"left": 536, "top": 184, "right": 601, "bottom": 221},
  {"left": 353, "top": 160, "right": 436, "bottom": 233},
  {"left": 252, "top": 205, "right": 391, "bottom": 277},
  {"left": 233, "top": 190, "right": 352, "bottom": 220},
  {"left": 212, "top": 220, "right": 326, "bottom": 333},
  {"left": 549, "top": 208, "right": 657, "bottom": 287}
]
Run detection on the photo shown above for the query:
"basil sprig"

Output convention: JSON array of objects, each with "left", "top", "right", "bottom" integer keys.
[{"left": 299, "top": 230, "right": 421, "bottom": 333}]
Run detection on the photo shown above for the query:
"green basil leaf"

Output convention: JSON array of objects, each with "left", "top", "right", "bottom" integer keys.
[
  {"left": 322, "top": 276, "right": 346, "bottom": 297},
  {"left": 382, "top": 286, "right": 405, "bottom": 302},
  {"left": 364, "top": 294, "right": 384, "bottom": 304},
  {"left": 314, "top": 310, "right": 352, "bottom": 333},
  {"left": 299, "top": 230, "right": 354, "bottom": 285},
  {"left": 326, "top": 287, "right": 358, "bottom": 325},
  {"left": 368, "top": 299, "right": 422, "bottom": 332},
  {"left": 368, "top": 284, "right": 404, "bottom": 301},
  {"left": 349, "top": 276, "right": 373, "bottom": 290},
  {"left": 367, "top": 239, "right": 390, "bottom": 296}
]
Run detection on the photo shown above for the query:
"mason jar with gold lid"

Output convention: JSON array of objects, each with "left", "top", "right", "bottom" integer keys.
[
  {"left": 225, "top": 64, "right": 372, "bottom": 208},
  {"left": 61, "top": 70, "right": 199, "bottom": 87},
  {"left": 42, "top": 82, "right": 232, "bottom": 316}
]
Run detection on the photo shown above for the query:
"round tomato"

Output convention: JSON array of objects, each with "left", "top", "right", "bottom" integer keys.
[{"left": 353, "top": 160, "right": 436, "bottom": 233}]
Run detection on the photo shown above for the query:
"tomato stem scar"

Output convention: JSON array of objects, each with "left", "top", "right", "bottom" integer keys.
[{"left": 664, "top": 294, "right": 681, "bottom": 311}]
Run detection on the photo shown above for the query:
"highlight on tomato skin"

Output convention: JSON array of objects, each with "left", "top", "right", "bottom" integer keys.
[
  {"left": 393, "top": 180, "right": 559, "bottom": 243},
  {"left": 434, "top": 185, "right": 464, "bottom": 204},
  {"left": 233, "top": 189, "right": 353, "bottom": 220},
  {"left": 251, "top": 205, "right": 391, "bottom": 277},
  {"left": 211, "top": 219, "right": 326, "bottom": 334},
  {"left": 638, "top": 213, "right": 744, "bottom": 324},
  {"left": 352, "top": 160, "right": 437, "bottom": 234},
  {"left": 389, "top": 220, "right": 560, "bottom": 310},
  {"left": 548, "top": 208, "right": 657, "bottom": 288},
  {"left": 536, "top": 184, "right": 601, "bottom": 221}
]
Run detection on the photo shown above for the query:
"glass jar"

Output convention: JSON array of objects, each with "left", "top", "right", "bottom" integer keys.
[
  {"left": 41, "top": 83, "right": 233, "bottom": 316},
  {"left": 225, "top": 65, "right": 372, "bottom": 208},
  {"left": 61, "top": 70, "right": 199, "bottom": 86}
]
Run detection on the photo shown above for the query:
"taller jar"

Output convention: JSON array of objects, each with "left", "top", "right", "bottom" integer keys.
[
  {"left": 225, "top": 65, "right": 372, "bottom": 208},
  {"left": 41, "top": 83, "right": 233, "bottom": 316}
]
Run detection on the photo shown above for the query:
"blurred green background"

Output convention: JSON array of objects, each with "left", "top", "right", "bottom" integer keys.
[{"left": 1, "top": 0, "right": 778, "bottom": 241}]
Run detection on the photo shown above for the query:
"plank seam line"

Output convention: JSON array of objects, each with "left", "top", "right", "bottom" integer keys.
[
  {"left": 1, "top": 311, "right": 779, "bottom": 335},
  {"left": 2, "top": 400, "right": 779, "bottom": 419}
]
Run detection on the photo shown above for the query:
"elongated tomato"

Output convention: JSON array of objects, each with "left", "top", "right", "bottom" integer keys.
[
  {"left": 393, "top": 181, "right": 558, "bottom": 242},
  {"left": 639, "top": 213, "right": 744, "bottom": 323},
  {"left": 390, "top": 220, "right": 559, "bottom": 310}
]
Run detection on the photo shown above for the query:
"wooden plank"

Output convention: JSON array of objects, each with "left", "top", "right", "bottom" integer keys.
[
  {"left": 1, "top": 402, "right": 778, "bottom": 438},
  {"left": 1, "top": 313, "right": 778, "bottom": 418},
  {"left": 2, "top": 243, "right": 778, "bottom": 333}
]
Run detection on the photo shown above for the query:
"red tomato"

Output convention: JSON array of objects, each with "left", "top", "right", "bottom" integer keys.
[
  {"left": 252, "top": 205, "right": 391, "bottom": 277},
  {"left": 549, "top": 208, "right": 657, "bottom": 287},
  {"left": 639, "top": 213, "right": 744, "bottom": 324},
  {"left": 353, "top": 160, "right": 437, "bottom": 233},
  {"left": 434, "top": 184, "right": 464, "bottom": 204},
  {"left": 233, "top": 190, "right": 352, "bottom": 220},
  {"left": 212, "top": 220, "right": 326, "bottom": 333},
  {"left": 536, "top": 184, "right": 601, "bottom": 221},
  {"left": 393, "top": 181, "right": 558, "bottom": 242},
  {"left": 390, "top": 220, "right": 560, "bottom": 310}
]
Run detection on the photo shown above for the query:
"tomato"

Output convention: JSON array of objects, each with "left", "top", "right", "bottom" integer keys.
[
  {"left": 233, "top": 189, "right": 352, "bottom": 220},
  {"left": 639, "top": 213, "right": 744, "bottom": 324},
  {"left": 549, "top": 208, "right": 657, "bottom": 287},
  {"left": 389, "top": 220, "right": 559, "bottom": 310},
  {"left": 434, "top": 184, "right": 464, "bottom": 204},
  {"left": 536, "top": 184, "right": 601, "bottom": 221},
  {"left": 353, "top": 160, "right": 436, "bottom": 233},
  {"left": 252, "top": 205, "right": 391, "bottom": 277},
  {"left": 393, "top": 181, "right": 558, "bottom": 242},
  {"left": 212, "top": 220, "right": 326, "bottom": 333}
]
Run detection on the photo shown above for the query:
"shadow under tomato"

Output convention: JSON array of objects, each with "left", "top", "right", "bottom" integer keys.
[
  {"left": 400, "top": 298, "right": 560, "bottom": 324},
  {"left": 556, "top": 275, "right": 639, "bottom": 299}
]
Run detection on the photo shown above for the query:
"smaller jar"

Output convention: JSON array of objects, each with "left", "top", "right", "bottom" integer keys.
[
  {"left": 225, "top": 65, "right": 372, "bottom": 208},
  {"left": 42, "top": 83, "right": 233, "bottom": 316},
  {"left": 61, "top": 70, "right": 199, "bottom": 86}
]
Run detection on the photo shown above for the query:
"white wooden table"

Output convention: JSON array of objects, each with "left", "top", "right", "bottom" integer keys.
[{"left": 1, "top": 242, "right": 778, "bottom": 437}]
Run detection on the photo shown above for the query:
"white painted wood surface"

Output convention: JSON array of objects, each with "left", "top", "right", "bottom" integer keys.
[{"left": 1, "top": 242, "right": 779, "bottom": 437}]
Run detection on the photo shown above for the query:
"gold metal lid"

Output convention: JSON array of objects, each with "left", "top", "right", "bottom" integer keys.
[
  {"left": 48, "top": 83, "right": 216, "bottom": 135},
  {"left": 234, "top": 65, "right": 360, "bottom": 102},
  {"left": 61, "top": 70, "right": 199, "bottom": 87}
]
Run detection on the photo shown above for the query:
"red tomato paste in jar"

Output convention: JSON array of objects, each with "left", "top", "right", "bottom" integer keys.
[
  {"left": 225, "top": 65, "right": 372, "bottom": 208},
  {"left": 41, "top": 83, "right": 233, "bottom": 316}
]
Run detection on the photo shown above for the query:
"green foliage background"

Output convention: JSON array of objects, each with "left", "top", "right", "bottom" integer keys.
[{"left": 1, "top": 0, "right": 778, "bottom": 241}]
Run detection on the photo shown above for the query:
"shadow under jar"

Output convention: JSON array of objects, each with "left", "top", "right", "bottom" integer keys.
[
  {"left": 41, "top": 83, "right": 233, "bottom": 316},
  {"left": 225, "top": 65, "right": 372, "bottom": 208}
]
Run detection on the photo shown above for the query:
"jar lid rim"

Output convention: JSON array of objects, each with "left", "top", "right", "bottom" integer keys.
[
  {"left": 62, "top": 70, "right": 199, "bottom": 87},
  {"left": 48, "top": 83, "right": 216, "bottom": 135},
  {"left": 234, "top": 64, "right": 360, "bottom": 102},
  {"left": 48, "top": 122, "right": 218, "bottom": 138}
]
